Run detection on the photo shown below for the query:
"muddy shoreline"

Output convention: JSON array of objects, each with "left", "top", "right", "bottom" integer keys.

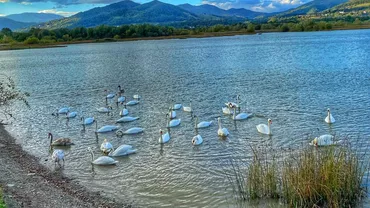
[{"left": 0, "top": 124, "right": 130, "bottom": 208}]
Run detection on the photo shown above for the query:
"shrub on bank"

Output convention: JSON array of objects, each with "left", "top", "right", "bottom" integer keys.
[{"left": 230, "top": 143, "right": 368, "bottom": 207}]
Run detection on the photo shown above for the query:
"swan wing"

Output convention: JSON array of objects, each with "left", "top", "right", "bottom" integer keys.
[
  {"left": 318, "top": 134, "right": 334, "bottom": 146},
  {"left": 92, "top": 156, "right": 118, "bottom": 165},
  {"left": 222, "top": 107, "right": 233, "bottom": 115},
  {"left": 235, "top": 113, "right": 249, "bottom": 120},
  {"left": 109, "top": 145, "right": 136, "bottom": 156},
  {"left": 173, "top": 104, "right": 182, "bottom": 110},
  {"left": 159, "top": 132, "right": 170, "bottom": 143},
  {"left": 183, "top": 107, "right": 192, "bottom": 112},
  {"left": 97, "top": 125, "right": 119, "bottom": 133},
  {"left": 52, "top": 150, "right": 64, "bottom": 161},
  {"left": 197, "top": 121, "right": 212, "bottom": 128},
  {"left": 58, "top": 107, "right": 70, "bottom": 114},
  {"left": 126, "top": 100, "right": 139, "bottom": 105},
  {"left": 169, "top": 119, "right": 181, "bottom": 127},
  {"left": 120, "top": 109, "right": 129, "bottom": 116},
  {"left": 117, "top": 116, "right": 138, "bottom": 123},
  {"left": 256, "top": 124, "right": 269, "bottom": 134},
  {"left": 124, "top": 127, "right": 144, "bottom": 134},
  {"left": 84, "top": 117, "right": 94, "bottom": 125}
]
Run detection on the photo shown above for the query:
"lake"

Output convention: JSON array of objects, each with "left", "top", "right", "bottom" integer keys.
[{"left": 0, "top": 29, "right": 369, "bottom": 207}]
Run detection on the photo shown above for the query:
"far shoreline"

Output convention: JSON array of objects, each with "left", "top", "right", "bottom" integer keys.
[{"left": 1, "top": 26, "right": 370, "bottom": 51}]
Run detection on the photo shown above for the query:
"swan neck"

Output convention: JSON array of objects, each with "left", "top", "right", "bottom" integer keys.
[
  {"left": 195, "top": 117, "right": 198, "bottom": 129},
  {"left": 95, "top": 120, "right": 98, "bottom": 131},
  {"left": 89, "top": 149, "right": 94, "bottom": 161},
  {"left": 268, "top": 122, "right": 271, "bottom": 135},
  {"left": 233, "top": 108, "right": 236, "bottom": 119},
  {"left": 49, "top": 134, "right": 53, "bottom": 145},
  {"left": 218, "top": 119, "right": 221, "bottom": 129},
  {"left": 328, "top": 111, "right": 331, "bottom": 122}
]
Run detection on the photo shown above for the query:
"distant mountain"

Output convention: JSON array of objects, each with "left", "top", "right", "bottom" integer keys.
[
  {"left": 276, "top": 0, "right": 349, "bottom": 17},
  {"left": 6, "top": 13, "right": 63, "bottom": 23},
  {"left": 0, "top": 17, "right": 33, "bottom": 30},
  {"left": 327, "top": 0, "right": 370, "bottom": 13},
  {"left": 42, "top": 0, "right": 198, "bottom": 29},
  {"left": 178, "top": 3, "right": 268, "bottom": 19},
  {"left": 178, "top": 4, "right": 229, "bottom": 16}
]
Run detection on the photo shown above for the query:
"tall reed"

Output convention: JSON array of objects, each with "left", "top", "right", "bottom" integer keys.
[{"left": 227, "top": 141, "right": 369, "bottom": 207}]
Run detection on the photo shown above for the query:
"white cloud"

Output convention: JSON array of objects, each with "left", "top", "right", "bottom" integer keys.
[
  {"left": 273, "top": 0, "right": 303, "bottom": 5},
  {"left": 0, "top": 0, "right": 9, "bottom": 3},
  {"left": 19, "top": 1, "right": 32, "bottom": 4},
  {"left": 38, "top": 9, "right": 77, "bottom": 17},
  {"left": 0, "top": 14, "right": 5, "bottom": 16},
  {"left": 202, "top": 0, "right": 311, "bottom": 12}
]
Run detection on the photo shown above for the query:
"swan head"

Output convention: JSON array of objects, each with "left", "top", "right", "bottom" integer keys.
[
  {"left": 192, "top": 138, "right": 196, "bottom": 145},
  {"left": 103, "top": 138, "right": 107, "bottom": 143},
  {"left": 313, "top": 137, "right": 318, "bottom": 147},
  {"left": 327, "top": 108, "right": 330, "bottom": 112},
  {"left": 159, "top": 129, "right": 163, "bottom": 135},
  {"left": 268, "top": 119, "right": 272, "bottom": 124},
  {"left": 48, "top": 132, "right": 53, "bottom": 138}
]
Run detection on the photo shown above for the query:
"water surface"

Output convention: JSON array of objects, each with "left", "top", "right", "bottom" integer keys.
[{"left": 0, "top": 29, "right": 369, "bottom": 207}]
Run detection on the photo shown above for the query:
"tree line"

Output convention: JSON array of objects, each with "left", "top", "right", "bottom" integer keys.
[{"left": 1, "top": 16, "right": 369, "bottom": 45}]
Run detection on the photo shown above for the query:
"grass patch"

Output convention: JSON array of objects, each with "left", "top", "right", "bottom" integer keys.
[
  {"left": 227, "top": 142, "right": 369, "bottom": 207},
  {"left": 0, "top": 186, "right": 5, "bottom": 208}
]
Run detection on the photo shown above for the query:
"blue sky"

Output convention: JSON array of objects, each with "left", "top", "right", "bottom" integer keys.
[{"left": 0, "top": 0, "right": 312, "bottom": 17}]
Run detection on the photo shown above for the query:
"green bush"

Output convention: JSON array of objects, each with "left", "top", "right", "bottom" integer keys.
[
  {"left": 0, "top": 186, "right": 5, "bottom": 208},
  {"left": 24, "top": 36, "right": 39, "bottom": 44}
]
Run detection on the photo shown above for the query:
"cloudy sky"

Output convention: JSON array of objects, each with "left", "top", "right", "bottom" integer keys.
[{"left": 0, "top": 0, "right": 311, "bottom": 17}]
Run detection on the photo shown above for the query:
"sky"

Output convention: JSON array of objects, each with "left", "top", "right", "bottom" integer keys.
[{"left": 0, "top": 0, "right": 312, "bottom": 17}]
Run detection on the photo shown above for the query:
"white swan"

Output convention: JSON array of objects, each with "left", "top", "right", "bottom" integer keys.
[
  {"left": 217, "top": 117, "right": 229, "bottom": 137},
  {"left": 133, "top": 95, "right": 141, "bottom": 99},
  {"left": 58, "top": 107, "right": 70, "bottom": 115},
  {"left": 105, "top": 89, "right": 115, "bottom": 99},
  {"left": 116, "top": 116, "right": 139, "bottom": 123},
  {"left": 195, "top": 116, "right": 212, "bottom": 129},
  {"left": 222, "top": 107, "right": 233, "bottom": 115},
  {"left": 192, "top": 134, "right": 203, "bottom": 145},
  {"left": 119, "top": 105, "right": 129, "bottom": 117},
  {"left": 256, "top": 119, "right": 272, "bottom": 135},
  {"left": 52, "top": 149, "right": 65, "bottom": 167},
  {"left": 166, "top": 113, "right": 180, "bottom": 127},
  {"left": 117, "top": 96, "right": 125, "bottom": 103},
  {"left": 108, "top": 145, "right": 136, "bottom": 156},
  {"left": 88, "top": 147, "right": 118, "bottom": 166},
  {"left": 159, "top": 129, "right": 170, "bottom": 144},
  {"left": 233, "top": 107, "right": 249, "bottom": 120},
  {"left": 126, "top": 100, "right": 139, "bottom": 106},
  {"left": 95, "top": 121, "right": 119, "bottom": 133},
  {"left": 168, "top": 108, "right": 176, "bottom": 119},
  {"left": 100, "top": 139, "right": 114, "bottom": 154},
  {"left": 116, "top": 127, "right": 144, "bottom": 136},
  {"left": 325, "top": 108, "right": 335, "bottom": 124},
  {"left": 309, "top": 134, "right": 341, "bottom": 147},
  {"left": 97, "top": 106, "right": 112, "bottom": 113},
  {"left": 66, "top": 111, "right": 77, "bottom": 118},
  {"left": 49, "top": 133, "right": 74, "bottom": 146},
  {"left": 173, "top": 104, "right": 182, "bottom": 110},
  {"left": 225, "top": 102, "right": 239, "bottom": 108},
  {"left": 183, "top": 102, "right": 192, "bottom": 113},
  {"left": 81, "top": 116, "right": 94, "bottom": 125}
]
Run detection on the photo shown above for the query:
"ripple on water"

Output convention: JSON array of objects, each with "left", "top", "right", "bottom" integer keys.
[{"left": 1, "top": 29, "right": 370, "bottom": 207}]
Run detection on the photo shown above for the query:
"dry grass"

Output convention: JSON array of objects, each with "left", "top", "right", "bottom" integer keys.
[{"left": 227, "top": 140, "right": 369, "bottom": 207}]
